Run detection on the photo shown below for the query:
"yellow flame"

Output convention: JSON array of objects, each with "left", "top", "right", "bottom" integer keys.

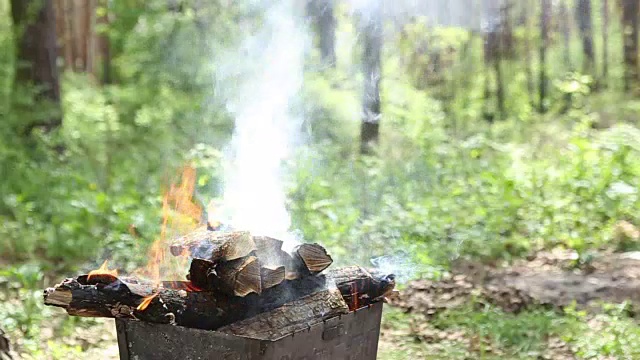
[
  {"left": 138, "top": 165, "right": 203, "bottom": 284},
  {"left": 87, "top": 260, "right": 118, "bottom": 281},
  {"left": 136, "top": 293, "right": 158, "bottom": 311}
]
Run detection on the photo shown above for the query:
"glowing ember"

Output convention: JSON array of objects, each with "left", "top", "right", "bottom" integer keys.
[
  {"left": 136, "top": 293, "right": 158, "bottom": 311},
  {"left": 186, "top": 282, "right": 203, "bottom": 292},
  {"left": 87, "top": 260, "right": 118, "bottom": 281},
  {"left": 350, "top": 282, "right": 359, "bottom": 311}
]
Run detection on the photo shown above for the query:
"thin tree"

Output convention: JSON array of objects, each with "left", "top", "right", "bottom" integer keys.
[
  {"left": 559, "top": 0, "right": 572, "bottom": 71},
  {"left": 307, "top": 0, "right": 337, "bottom": 67},
  {"left": 539, "top": 0, "right": 551, "bottom": 113},
  {"left": 576, "top": 0, "right": 595, "bottom": 76},
  {"left": 10, "top": 0, "right": 62, "bottom": 134},
  {"left": 359, "top": 1, "right": 383, "bottom": 154},
  {"left": 621, "top": 0, "right": 639, "bottom": 92},
  {"left": 601, "top": 0, "right": 609, "bottom": 86},
  {"left": 98, "top": 0, "right": 112, "bottom": 84},
  {"left": 522, "top": 0, "right": 536, "bottom": 107}
]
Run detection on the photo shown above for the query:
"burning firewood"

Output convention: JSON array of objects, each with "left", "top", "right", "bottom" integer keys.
[
  {"left": 214, "top": 255, "right": 262, "bottom": 296},
  {"left": 169, "top": 227, "right": 256, "bottom": 261},
  {"left": 328, "top": 266, "right": 396, "bottom": 311},
  {"left": 253, "top": 236, "right": 294, "bottom": 268},
  {"left": 218, "top": 288, "right": 349, "bottom": 340},
  {"left": 188, "top": 257, "right": 273, "bottom": 295},
  {"left": 260, "top": 265, "right": 286, "bottom": 289},
  {"left": 186, "top": 258, "right": 215, "bottom": 290},
  {"left": 44, "top": 274, "right": 327, "bottom": 330},
  {"left": 290, "top": 243, "right": 333, "bottom": 275},
  {"left": 43, "top": 267, "right": 394, "bottom": 330}
]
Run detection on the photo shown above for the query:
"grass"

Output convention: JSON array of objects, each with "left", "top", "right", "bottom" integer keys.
[{"left": 378, "top": 301, "right": 640, "bottom": 360}]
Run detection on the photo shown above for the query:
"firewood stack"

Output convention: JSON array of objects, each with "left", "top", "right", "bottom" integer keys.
[{"left": 43, "top": 227, "right": 396, "bottom": 339}]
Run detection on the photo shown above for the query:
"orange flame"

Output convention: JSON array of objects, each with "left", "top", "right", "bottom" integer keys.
[
  {"left": 87, "top": 260, "right": 118, "bottom": 281},
  {"left": 138, "top": 165, "right": 203, "bottom": 284},
  {"left": 136, "top": 293, "right": 158, "bottom": 311}
]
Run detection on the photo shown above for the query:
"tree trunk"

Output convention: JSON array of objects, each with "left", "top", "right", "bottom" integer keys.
[
  {"left": 11, "top": 0, "right": 62, "bottom": 134},
  {"left": 622, "top": 0, "right": 639, "bottom": 92},
  {"left": 359, "top": 1, "right": 383, "bottom": 154},
  {"left": 539, "top": 0, "right": 551, "bottom": 113},
  {"left": 559, "top": 1, "right": 572, "bottom": 71},
  {"left": 601, "top": 0, "right": 609, "bottom": 86},
  {"left": 308, "top": 0, "right": 336, "bottom": 67},
  {"left": 576, "top": 0, "right": 595, "bottom": 76},
  {"left": 523, "top": 0, "right": 535, "bottom": 107},
  {"left": 53, "top": 0, "right": 106, "bottom": 79}
]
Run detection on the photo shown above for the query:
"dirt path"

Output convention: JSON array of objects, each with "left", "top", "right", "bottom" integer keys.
[{"left": 393, "top": 249, "right": 640, "bottom": 314}]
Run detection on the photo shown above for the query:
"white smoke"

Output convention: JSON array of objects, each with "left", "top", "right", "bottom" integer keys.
[{"left": 213, "top": 1, "right": 307, "bottom": 251}]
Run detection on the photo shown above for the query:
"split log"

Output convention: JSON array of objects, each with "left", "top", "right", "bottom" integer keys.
[
  {"left": 327, "top": 266, "right": 396, "bottom": 311},
  {"left": 188, "top": 257, "right": 265, "bottom": 296},
  {"left": 218, "top": 289, "right": 349, "bottom": 340},
  {"left": 260, "top": 265, "right": 285, "bottom": 289},
  {"left": 290, "top": 243, "right": 333, "bottom": 275},
  {"left": 253, "top": 236, "right": 298, "bottom": 280},
  {"left": 169, "top": 227, "right": 255, "bottom": 262},
  {"left": 215, "top": 256, "right": 262, "bottom": 297}
]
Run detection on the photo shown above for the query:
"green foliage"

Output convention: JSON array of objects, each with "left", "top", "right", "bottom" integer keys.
[
  {"left": 562, "top": 302, "right": 640, "bottom": 359},
  {"left": 2, "top": 0, "right": 640, "bottom": 357}
]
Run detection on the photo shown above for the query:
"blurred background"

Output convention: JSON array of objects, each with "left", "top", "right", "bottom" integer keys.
[{"left": 2, "top": 0, "right": 640, "bottom": 359}]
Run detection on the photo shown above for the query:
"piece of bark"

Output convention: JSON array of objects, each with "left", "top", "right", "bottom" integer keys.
[
  {"left": 218, "top": 288, "right": 349, "bottom": 340},
  {"left": 215, "top": 256, "right": 262, "bottom": 297},
  {"left": 260, "top": 265, "right": 285, "bottom": 289},
  {"left": 327, "top": 266, "right": 396, "bottom": 311},
  {"left": 291, "top": 243, "right": 333, "bottom": 275},
  {"left": 169, "top": 227, "right": 256, "bottom": 261},
  {"left": 44, "top": 274, "right": 328, "bottom": 330}
]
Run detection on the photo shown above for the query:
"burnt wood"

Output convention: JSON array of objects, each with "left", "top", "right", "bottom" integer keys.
[
  {"left": 43, "top": 267, "right": 395, "bottom": 330},
  {"left": 218, "top": 289, "right": 349, "bottom": 340},
  {"left": 186, "top": 258, "right": 215, "bottom": 290},
  {"left": 44, "top": 274, "right": 328, "bottom": 330},
  {"left": 327, "top": 266, "right": 396, "bottom": 311}
]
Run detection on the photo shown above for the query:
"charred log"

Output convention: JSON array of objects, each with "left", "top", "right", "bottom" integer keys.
[
  {"left": 328, "top": 266, "right": 396, "bottom": 311},
  {"left": 186, "top": 258, "right": 215, "bottom": 290},
  {"left": 44, "top": 275, "right": 328, "bottom": 330},
  {"left": 218, "top": 289, "right": 349, "bottom": 340},
  {"left": 44, "top": 267, "right": 394, "bottom": 330}
]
